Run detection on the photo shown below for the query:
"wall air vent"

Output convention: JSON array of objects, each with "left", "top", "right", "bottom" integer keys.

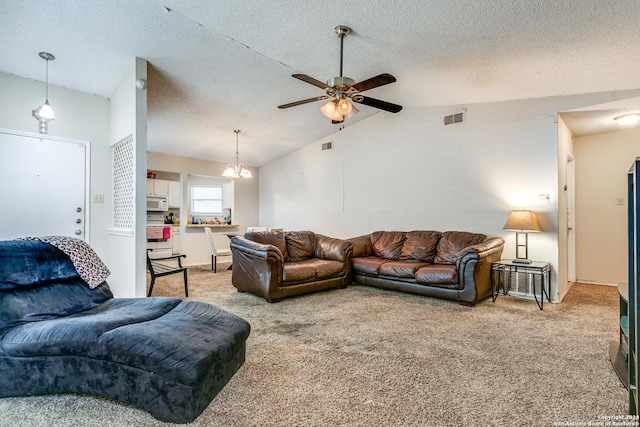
[
  {"left": 322, "top": 142, "right": 333, "bottom": 150},
  {"left": 444, "top": 112, "right": 464, "bottom": 125}
]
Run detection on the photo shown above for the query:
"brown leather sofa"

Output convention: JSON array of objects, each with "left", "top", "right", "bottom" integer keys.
[
  {"left": 349, "top": 231, "right": 504, "bottom": 306},
  {"left": 230, "top": 230, "right": 352, "bottom": 302}
]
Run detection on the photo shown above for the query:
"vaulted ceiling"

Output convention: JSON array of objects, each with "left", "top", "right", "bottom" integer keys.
[{"left": 2, "top": 0, "right": 640, "bottom": 167}]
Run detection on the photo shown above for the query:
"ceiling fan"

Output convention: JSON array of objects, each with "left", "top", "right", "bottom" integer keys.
[{"left": 277, "top": 25, "right": 402, "bottom": 124}]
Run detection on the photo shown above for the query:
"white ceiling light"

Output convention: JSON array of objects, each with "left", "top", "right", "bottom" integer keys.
[
  {"left": 222, "top": 130, "right": 252, "bottom": 179},
  {"left": 32, "top": 52, "right": 55, "bottom": 134},
  {"left": 614, "top": 113, "right": 640, "bottom": 126}
]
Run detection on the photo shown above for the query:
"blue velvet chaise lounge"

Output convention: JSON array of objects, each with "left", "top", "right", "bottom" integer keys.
[{"left": 0, "top": 238, "right": 251, "bottom": 423}]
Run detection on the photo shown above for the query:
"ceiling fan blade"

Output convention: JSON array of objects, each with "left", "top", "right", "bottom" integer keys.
[
  {"left": 353, "top": 96, "right": 403, "bottom": 113},
  {"left": 292, "top": 74, "right": 329, "bottom": 89},
  {"left": 278, "top": 96, "right": 329, "bottom": 109},
  {"left": 351, "top": 73, "right": 397, "bottom": 93}
]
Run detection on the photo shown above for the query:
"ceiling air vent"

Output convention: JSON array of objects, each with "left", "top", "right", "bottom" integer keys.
[
  {"left": 444, "top": 112, "right": 464, "bottom": 125},
  {"left": 322, "top": 142, "right": 333, "bottom": 150}
]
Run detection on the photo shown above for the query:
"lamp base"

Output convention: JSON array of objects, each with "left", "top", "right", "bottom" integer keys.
[{"left": 512, "top": 258, "right": 532, "bottom": 264}]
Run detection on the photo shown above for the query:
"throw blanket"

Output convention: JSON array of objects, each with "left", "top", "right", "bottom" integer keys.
[{"left": 17, "top": 236, "right": 111, "bottom": 289}]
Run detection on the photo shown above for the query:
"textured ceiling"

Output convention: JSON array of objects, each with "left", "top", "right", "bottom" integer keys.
[{"left": 2, "top": 0, "right": 640, "bottom": 166}]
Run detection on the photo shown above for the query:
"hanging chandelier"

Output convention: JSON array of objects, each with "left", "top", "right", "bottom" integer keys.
[
  {"left": 32, "top": 52, "right": 55, "bottom": 134},
  {"left": 222, "top": 129, "right": 252, "bottom": 179}
]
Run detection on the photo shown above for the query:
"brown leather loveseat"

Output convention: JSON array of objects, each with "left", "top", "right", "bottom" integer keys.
[
  {"left": 230, "top": 230, "right": 352, "bottom": 302},
  {"left": 349, "top": 231, "right": 504, "bottom": 306}
]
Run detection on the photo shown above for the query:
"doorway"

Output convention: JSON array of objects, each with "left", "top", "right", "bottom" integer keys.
[
  {"left": 0, "top": 128, "right": 89, "bottom": 240},
  {"left": 559, "top": 99, "right": 640, "bottom": 295}
]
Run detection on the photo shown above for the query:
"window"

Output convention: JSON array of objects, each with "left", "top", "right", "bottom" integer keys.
[{"left": 191, "top": 185, "right": 222, "bottom": 214}]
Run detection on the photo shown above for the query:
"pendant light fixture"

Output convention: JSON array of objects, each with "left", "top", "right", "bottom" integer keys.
[
  {"left": 32, "top": 52, "right": 55, "bottom": 134},
  {"left": 222, "top": 130, "right": 252, "bottom": 179}
]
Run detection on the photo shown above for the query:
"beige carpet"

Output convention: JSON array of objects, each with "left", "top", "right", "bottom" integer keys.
[{"left": 0, "top": 264, "right": 628, "bottom": 427}]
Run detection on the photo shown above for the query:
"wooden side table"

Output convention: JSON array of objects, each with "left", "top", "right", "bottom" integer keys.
[{"left": 491, "top": 260, "right": 551, "bottom": 310}]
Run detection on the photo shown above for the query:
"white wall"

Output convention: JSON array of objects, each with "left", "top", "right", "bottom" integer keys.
[
  {"left": 0, "top": 72, "right": 112, "bottom": 261},
  {"left": 0, "top": 73, "right": 111, "bottom": 251},
  {"left": 106, "top": 58, "right": 147, "bottom": 297},
  {"left": 0, "top": 65, "right": 146, "bottom": 298},
  {"left": 574, "top": 127, "right": 640, "bottom": 285},
  {"left": 147, "top": 151, "right": 259, "bottom": 266},
  {"left": 557, "top": 115, "right": 575, "bottom": 300},
  {"left": 259, "top": 91, "right": 640, "bottom": 301}
]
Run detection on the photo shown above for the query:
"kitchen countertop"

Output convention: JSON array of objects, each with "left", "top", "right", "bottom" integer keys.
[{"left": 185, "top": 224, "right": 240, "bottom": 229}]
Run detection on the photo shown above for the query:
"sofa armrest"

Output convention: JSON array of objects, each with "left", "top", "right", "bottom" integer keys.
[
  {"left": 458, "top": 237, "right": 505, "bottom": 261},
  {"left": 315, "top": 234, "right": 353, "bottom": 263},
  {"left": 230, "top": 236, "right": 284, "bottom": 302},
  {"left": 457, "top": 237, "right": 505, "bottom": 305},
  {"left": 348, "top": 234, "right": 372, "bottom": 258}
]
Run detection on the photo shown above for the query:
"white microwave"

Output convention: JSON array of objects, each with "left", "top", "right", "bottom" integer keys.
[{"left": 147, "top": 196, "right": 168, "bottom": 212}]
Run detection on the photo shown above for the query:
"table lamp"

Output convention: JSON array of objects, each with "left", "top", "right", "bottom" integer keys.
[{"left": 503, "top": 210, "right": 542, "bottom": 264}]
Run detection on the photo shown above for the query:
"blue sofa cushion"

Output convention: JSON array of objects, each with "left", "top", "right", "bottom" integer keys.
[
  {"left": 0, "top": 239, "right": 113, "bottom": 332},
  {"left": 0, "top": 240, "right": 80, "bottom": 290},
  {"left": 1, "top": 298, "right": 250, "bottom": 386},
  {"left": 0, "top": 280, "right": 113, "bottom": 332}
]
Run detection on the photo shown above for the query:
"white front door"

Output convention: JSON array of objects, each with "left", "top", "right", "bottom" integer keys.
[{"left": 0, "top": 129, "right": 88, "bottom": 240}]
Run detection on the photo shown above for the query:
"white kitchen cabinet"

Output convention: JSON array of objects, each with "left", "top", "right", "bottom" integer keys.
[
  {"left": 146, "top": 179, "right": 169, "bottom": 197},
  {"left": 168, "top": 180, "right": 181, "bottom": 208}
]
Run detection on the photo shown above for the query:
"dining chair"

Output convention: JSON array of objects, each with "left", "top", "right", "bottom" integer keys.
[{"left": 204, "top": 227, "right": 233, "bottom": 272}]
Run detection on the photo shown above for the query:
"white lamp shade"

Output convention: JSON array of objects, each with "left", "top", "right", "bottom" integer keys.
[
  {"left": 239, "top": 164, "right": 252, "bottom": 178},
  {"left": 222, "top": 164, "right": 239, "bottom": 178},
  {"left": 33, "top": 101, "right": 55, "bottom": 121}
]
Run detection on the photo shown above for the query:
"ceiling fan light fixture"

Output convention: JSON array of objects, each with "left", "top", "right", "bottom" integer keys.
[
  {"left": 331, "top": 110, "right": 343, "bottom": 122},
  {"left": 320, "top": 100, "right": 337, "bottom": 118},
  {"left": 277, "top": 25, "right": 402, "bottom": 119},
  {"left": 337, "top": 98, "right": 353, "bottom": 115},
  {"left": 615, "top": 113, "right": 640, "bottom": 125}
]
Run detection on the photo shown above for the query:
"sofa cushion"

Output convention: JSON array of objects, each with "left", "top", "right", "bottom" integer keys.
[
  {"left": 434, "top": 231, "right": 487, "bottom": 264},
  {"left": 285, "top": 231, "right": 316, "bottom": 262},
  {"left": 1, "top": 297, "right": 181, "bottom": 357},
  {"left": 314, "top": 260, "right": 344, "bottom": 279},
  {"left": 0, "top": 298, "right": 250, "bottom": 387},
  {"left": 0, "top": 240, "right": 80, "bottom": 290},
  {"left": 352, "top": 256, "right": 389, "bottom": 276},
  {"left": 283, "top": 261, "right": 316, "bottom": 282},
  {"left": 379, "top": 260, "right": 431, "bottom": 278},
  {"left": 371, "top": 231, "right": 406, "bottom": 260},
  {"left": 245, "top": 230, "right": 287, "bottom": 259},
  {"left": 282, "top": 259, "right": 345, "bottom": 283},
  {"left": 415, "top": 264, "right": 459, "bottom": 287},
  {"left": 0, "top": 280, "right": 113, "bottom": 332},
  {"left": 399, "top": 231, "right": 441, "bottom": 262}
]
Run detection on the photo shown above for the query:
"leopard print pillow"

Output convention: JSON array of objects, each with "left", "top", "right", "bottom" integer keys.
[{"left": 18, "top": 236, "right": 110, "bottom": 289}]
